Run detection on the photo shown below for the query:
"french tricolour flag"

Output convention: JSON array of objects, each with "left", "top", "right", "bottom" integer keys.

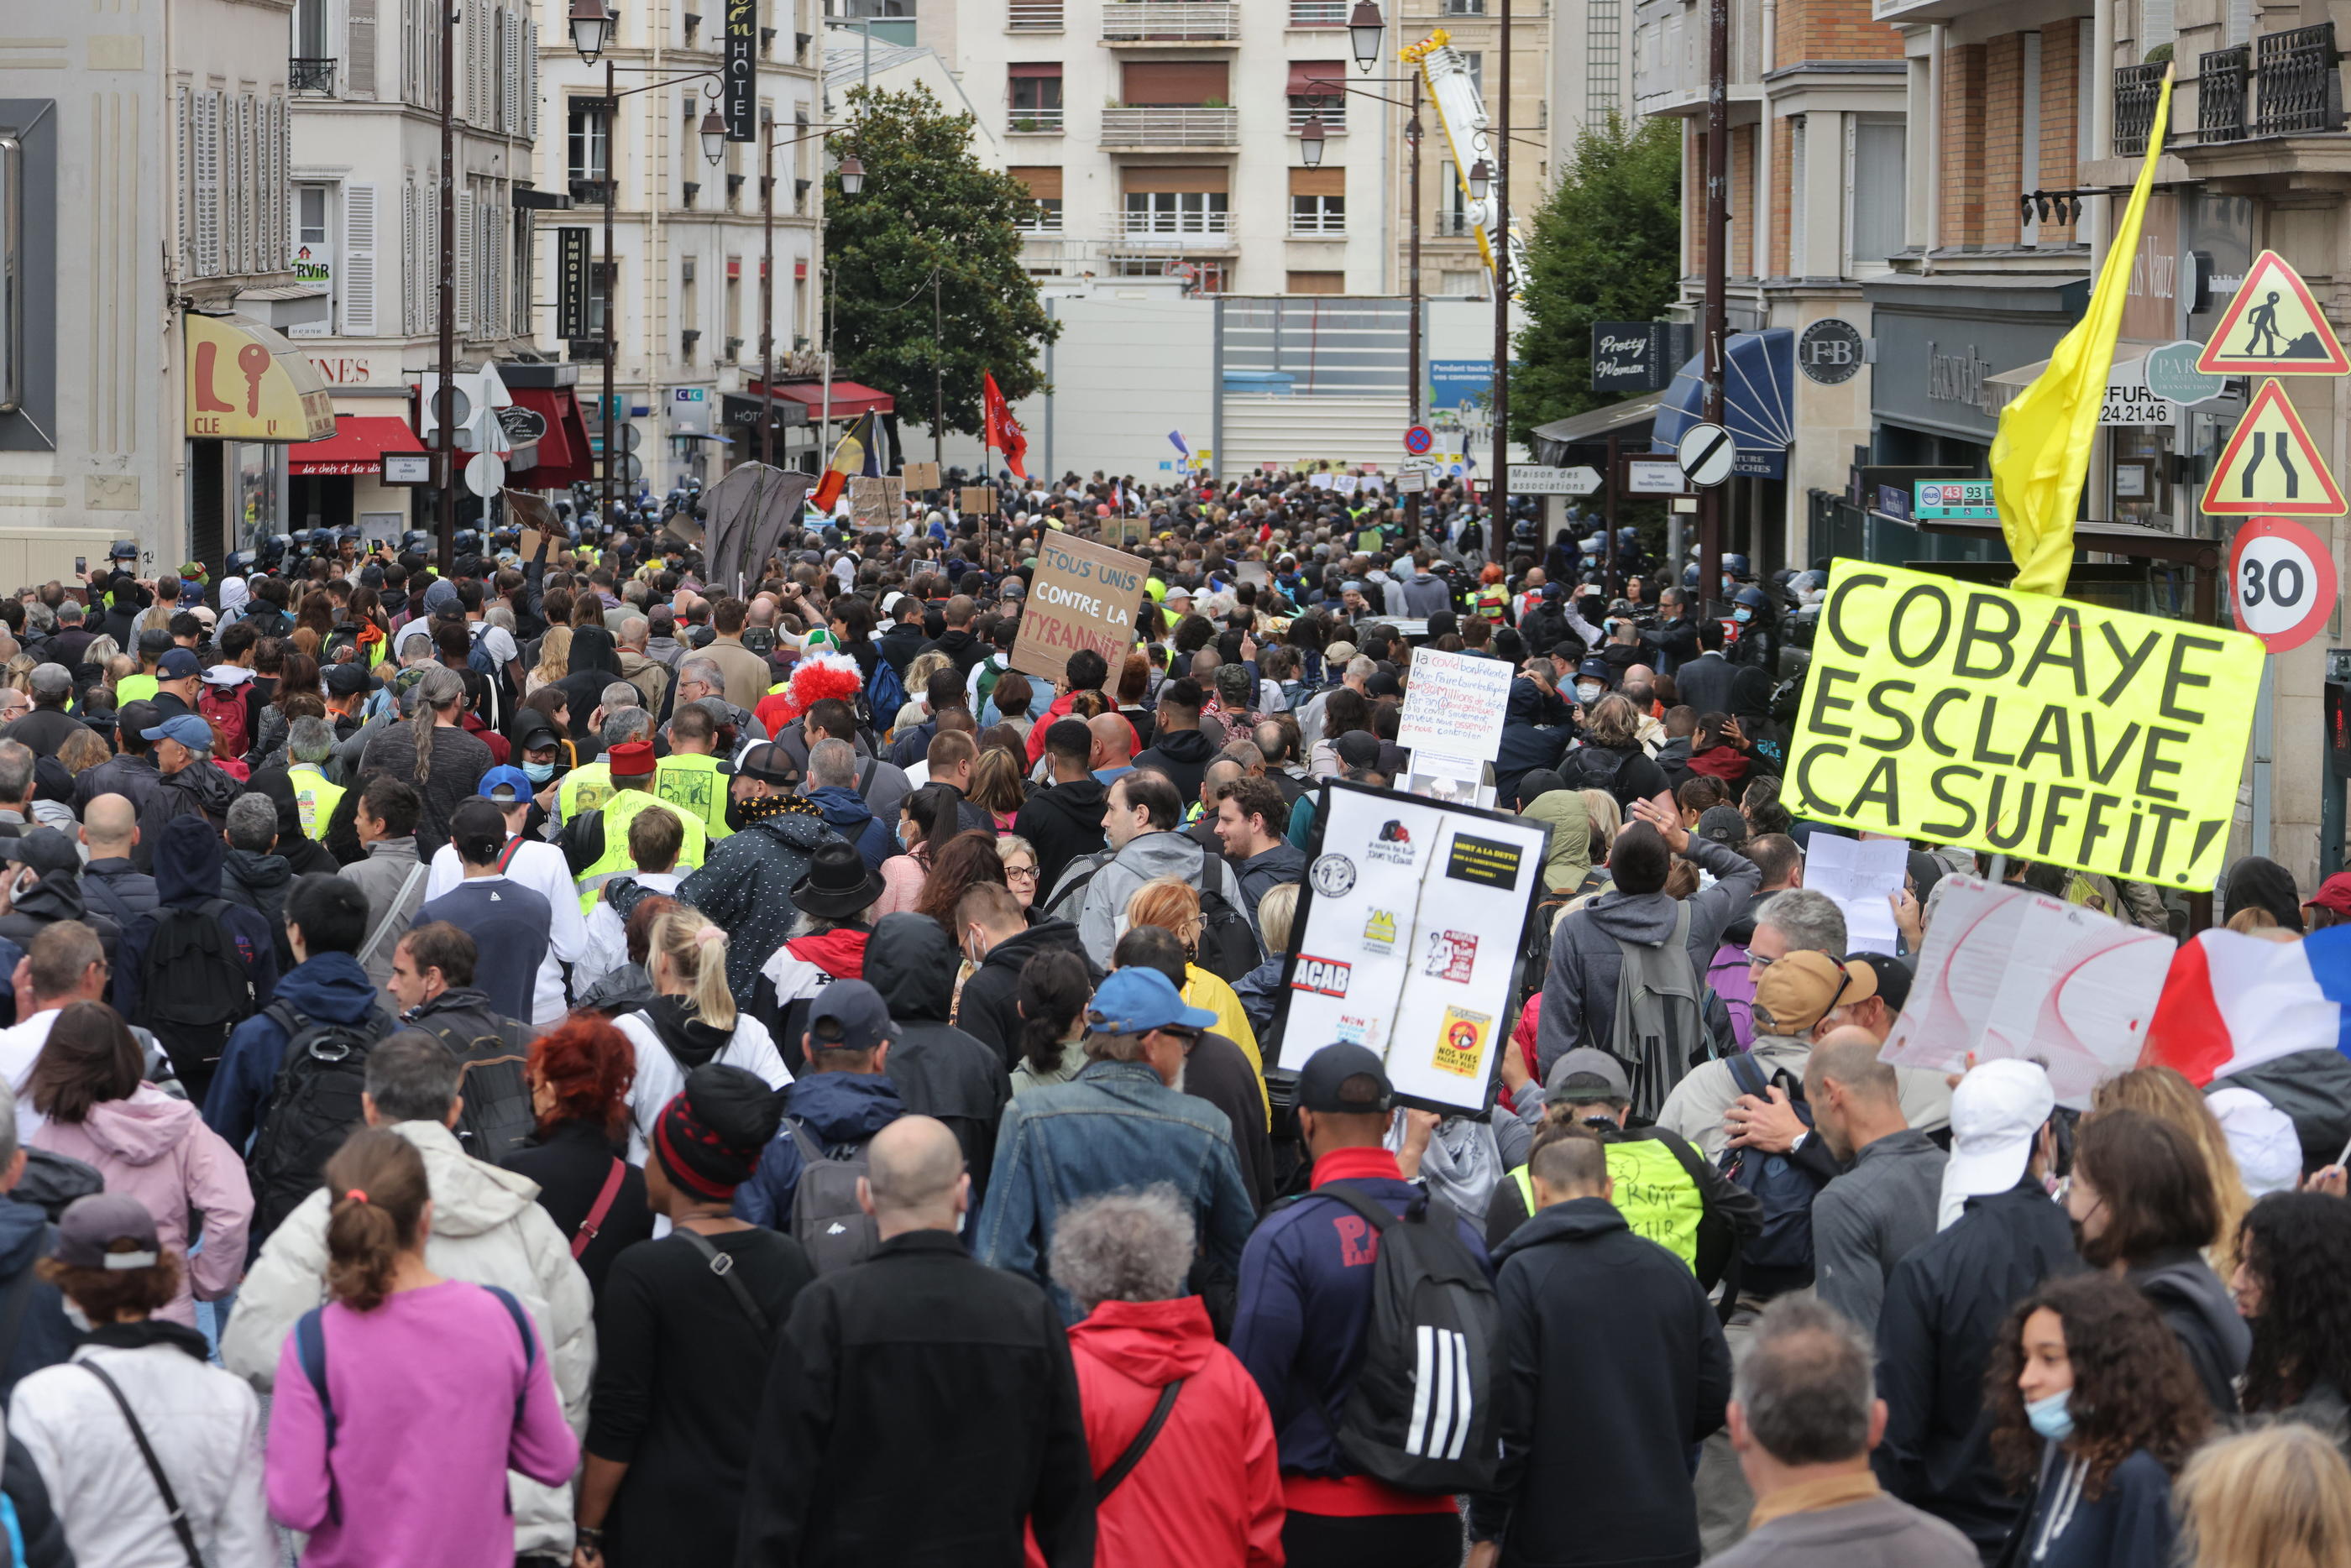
[{"left": 2141, "top": 926, "right": 2351, "bottom": 1085}]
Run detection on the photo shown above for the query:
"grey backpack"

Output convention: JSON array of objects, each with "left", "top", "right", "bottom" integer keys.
[
  {"left": 787, "top": 1120, "right": 882, "bottom": 1273},
  {"left": 1609, "top": 901, "right": 1708, "bottom": 1119}
]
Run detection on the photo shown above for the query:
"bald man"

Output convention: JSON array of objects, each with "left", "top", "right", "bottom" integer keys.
[
  {"left": 1089, "top": 711, "right": 1137, "bottom": 786},
  {"left": 80, "top": 792, "right": 159, "bottom": 925},
  {"left": 1804, "top": 1029, "right": 1948, "bottom": 1336},
  {"left": 740, "top": 1115, "right": 1096, "bottom": 1566}
]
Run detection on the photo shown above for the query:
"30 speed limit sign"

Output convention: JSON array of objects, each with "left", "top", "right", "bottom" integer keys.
[{"left": 2230, "top": 516, "right": 2338, "bottom": 653}]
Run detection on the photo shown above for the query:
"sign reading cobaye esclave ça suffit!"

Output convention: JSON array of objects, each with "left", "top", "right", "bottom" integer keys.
[{"left": 1786, "top": 561, "right": 2265, "bottom": 892}]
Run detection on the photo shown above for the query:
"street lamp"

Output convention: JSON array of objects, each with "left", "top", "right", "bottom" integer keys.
[
  {"left": 1349, "top": 2, "right": 1385, "bottom": 73},
  {"left": 1467, "top": 159, "right": 1490, "bottom": 201},
  {"left": 568, "top": 0, "right": 613, "bottom": 62},
  {"left": 838, "top": 154, "right": 866, "bottom": 196},
  {"left": 698, "top": 108, "right": 727, "bottom": 166},
  {"left": 1298, "top": 115, "right": 1327, "bottom": 168}
]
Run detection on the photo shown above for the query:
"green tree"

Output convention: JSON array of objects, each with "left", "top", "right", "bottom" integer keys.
[
  {"left": 1511, "top": 112, "right": 1682, "bottom": 441},
  {"left": 825, "top": 82, "right": 1060, "bottom": 438}
]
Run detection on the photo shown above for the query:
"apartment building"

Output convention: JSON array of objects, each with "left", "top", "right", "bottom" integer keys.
[
  {"left": 919, "top": 0, "right": 1394, "bottom": 295},
  {"left": 537, "top": 0, "right": 825, "bottom": 497}
]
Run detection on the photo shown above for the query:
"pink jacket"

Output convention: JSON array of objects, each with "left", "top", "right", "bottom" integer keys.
[{"left": 33, "top": 1085, "right": 254, "bottom": 1325}]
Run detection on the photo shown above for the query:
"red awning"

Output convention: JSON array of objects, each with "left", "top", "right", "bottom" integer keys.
[
  {"left": 746, "top": 380, "right": 896, "bottom": 418},
  {"left": 286, "top": 416, "right": 425, "bottom": 476},
  {"left": 1287, "top": 60, "right": 1344, "bottom": 97},
  {"left": 505, "top": 385, "right": 595, "bottom": 489}
]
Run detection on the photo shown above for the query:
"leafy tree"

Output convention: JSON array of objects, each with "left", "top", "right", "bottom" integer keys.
[
  {"left": 1511, "top": 112, "right": 1681, "bottom": 441},
  {"left": 823, "top": 83, "right": 1059, "bottom": 439}
]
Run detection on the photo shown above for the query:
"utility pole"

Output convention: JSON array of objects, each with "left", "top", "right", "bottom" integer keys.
[
  {"left": 760, "top": 132, "right": 776, "bottom": 467},
  {"left": 1490, "top": 0, "right": 1511, "bottom": 556},
  {"left": 435, "top": 0, "right": 457, "bottom": 576},
  {"left": 601, "top": 54, "right": 619, "bottom": 531},
  {"left": 934, "top": 268, "right": 944, "bottom": 468},
  {"left": 1406, "top": 71, "right": 1422, "bottom": 548},
  {"left": 1700, "top": 0, "right": 1730, "bottom": 609}
]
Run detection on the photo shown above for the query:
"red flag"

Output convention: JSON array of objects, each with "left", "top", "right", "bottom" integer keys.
[{"left": 983, "top": 372, "right": 1028, "bottom": 479}]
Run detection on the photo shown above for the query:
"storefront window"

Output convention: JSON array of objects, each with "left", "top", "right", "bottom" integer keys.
[
  {"left": 2109, "top": 425, "right": 2167, "bottom": 530},
  {"left": 236, "top": 441, "right": 285, "bottom": 551}
]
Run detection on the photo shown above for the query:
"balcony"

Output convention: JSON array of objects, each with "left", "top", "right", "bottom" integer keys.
[
  {"left": 2199, "top": 45, "right": 2249, "bottom": 145},
  {"left": 1288, "top": 102, "right": 1344, "bottom": 132},
  {"left": 1101, "top": 3, "right": 1241, "bottom": 44},
  {"left": 1008, "top": 0, "right": 1064, "bottom": 32},
  {"left": 1100, "top": 106, "right": 1238, "bottom": 147},
  {"left": 1290, "top": 214, "right": 1346, "bottom": 237},
  {"left": 289, "top": 57, "right": 337, "bottom": 96},
  {"left": 2254, "top": 24, "right": 2344, "bottom": 136},
  {"left": 1290, "top": 0, "right": 1346, "bottom": 23},
  {"left": 1118, "top": 209, "right": 1233, "bottom": 238},
  {"left": 1433, "top": 212, "right": 1477, "bottom": 238},
  {"left": 568, "top": 177, "right": 613, "bottom": 205},
  {"left": 2134, "top": 25, "right": 2344, "bottom": 152},
  {"left": 1008, "top": 107, "right": 1066, "bottom": 133},
  {"left": 2113, "top": 64, "right": 2164, "bottom": 156}
]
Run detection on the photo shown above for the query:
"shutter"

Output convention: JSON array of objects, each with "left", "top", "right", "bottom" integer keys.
[
  {"left": 344, "top": 183, "right": 380, "bottom": 335},
  {"left": 1120, "top": 60, "right": 1229, "bottom": 104},
  {"left": 402, "top": 180, "right": 418, "bottom": 333},
  {"left": 222, "top": 95, "right": 243, "bottom": 275},
  {"left": 272, "top": 97, "right": 290, "bottom": 269},
  {"left": 504, "top": 12, "right": 521, "bottom": 134},
  {"left": 348, "top": 0, "right": 376, "bottom": 98},
  {"left": 194, "top": 91, "right": 222, "bottom": 276},
  {"left": 456, "top": 186, "right": 475, "bottom": 332},
  {"left": 526, "top": 19, "right": 539, "bottom": 139},
  {"left": 240, "top": 95, "right": 258, "bottom": 274},
  {"left": 176, "top": 86, "right": 194, "bottom": 278},
  {"left": 1008, "top": 165, "right": 1063, "bottom": 199},
  {"left": 1289, "top": 166, "right": 1345, "bottom": 197},
  {"left": 1120, "top": 165, "right": 1228, "bottom": 194}
]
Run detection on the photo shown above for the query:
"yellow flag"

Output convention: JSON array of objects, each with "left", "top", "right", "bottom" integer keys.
[{"left": 1990, "top": 71, "right": 2173, "bottom": 597}]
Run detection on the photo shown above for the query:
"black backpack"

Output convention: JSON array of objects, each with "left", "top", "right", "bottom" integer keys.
[
  {"left": 1719, "top": 1053, "right": 1824, "bottom": 1277},
  {"left": 1559, "top": 745, "right": 1629, "bottom": 797},
  {"left": 1191, "top": 839, "right": 1263, "bottom": 984},
  {"left": 1318, "top": 1182, "right": 1500, "bottom": 1494},
  {"left": 131, "top": 900, "right": 254, "bottom": 1093},
  {"left": 245, "top": 1002, "right": 395, "bottom": 1248},
  {"left": 413, "top": 1011, "right": 536, "bottom": 1167}
]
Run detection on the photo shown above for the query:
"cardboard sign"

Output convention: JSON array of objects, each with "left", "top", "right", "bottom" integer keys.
[
  {"left": 1879, "top": 875, "right": 2174, "bottom": 1108},
  {"left": 849, "top": 476, "right": 903, "bottom": 529},
  {"left": 901, "top": 461, "right": 940, "bottom": 491},
  {"left": 1396, "top": 646, "right": 1514, "bottom": 763},
  {"left": 1009, "top": 534, "right": 1146, "bottom": 681},
  {"left": 1786, "top": 559, "right": 2265, "bottom": 891},
  {"left": 1273, "top": 781, "right": 1549, "bottom": 1115},
  {"left": 960, "top": 485, "right": 997, "bottom": 515}
]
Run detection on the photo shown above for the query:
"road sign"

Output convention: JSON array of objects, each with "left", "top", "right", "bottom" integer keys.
[
  {"left": 2145, "top": 339, "right": 2228, "bottom": 405},
  {"left": 2197, "top": 249, "right": 2351, "bottom": 375},
  {"left": 1625, "top": 457, "right": 1689, "bottom": 495},
  {"left": 1403, "top": 425, "right": 1434, "bottom": 455},
  {"left": 1914, "top": 479, "right": 1997, "bottom": 520},
  {"left": 1507, "top": 464, "right": 1600, "bottom": 495},
  {"left": 1395, "top": 468, "right": 1428, "bottom": 494},
  {"left": 1676, "top": 421, "right": 1736, "bottom": 488},
  {"left": 463, "top": 452, "right": 506, "bottom": 498},
  {"left": 2231, "top": 516, "right": 2339, "bottom": 653},
  {"left": 2202, "top": 379, "right": 2348, "bottom": 517}
]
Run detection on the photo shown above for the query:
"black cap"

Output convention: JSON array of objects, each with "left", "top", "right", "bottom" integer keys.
[
  {"left": 1842, "top": 951, "right": 1913, "bottom": 1015},
  {"left": 808, "top": 979, "right": 895, "bottom": 1053},
  {"left": 1695, "top": 805, "right": 1748, "bottom": 848},
  {"left": 514, "top": 712, "right": 561, "bottom": 750},
  {"left": 323, "top": 661, "right": 373, "bottom": 698},
  {"left": 735, "top": 742, "right": 797, "bottom": 786},
  {"left": 0, "top": 827, "right": 79, "bottom": 878},
  {"left": 1294, "top": 1043, "right": 1393, "bottom": 1115}
]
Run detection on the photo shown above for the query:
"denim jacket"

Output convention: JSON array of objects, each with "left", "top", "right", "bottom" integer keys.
[{"left": 976, "top": 1058, "right": 1256, "bottom": 1320}]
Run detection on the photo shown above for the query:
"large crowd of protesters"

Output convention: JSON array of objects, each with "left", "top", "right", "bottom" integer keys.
[{"left": 0, "top": 463, "right": 2331, "bottom": 1568}]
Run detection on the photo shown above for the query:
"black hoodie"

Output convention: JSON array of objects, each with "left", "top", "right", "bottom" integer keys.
[
  {"left": 220, "top": 848, "right": 296, "bottom": 965},
  {"left": 918, "top": 625, "right": 985, "bottom": 677},
  {"left": 133, "top": 758, "right": 243, "bottom": 872},
  {"left": 639, "top": 993, "right": 736, "bottom": 1073},
  {"left": 863, "top": 913, "right": 1010, "bottom": 1203},
  {"left": 1131, "top": 725, "right": 1215, "bottom": 799},
  {"left": 956, "top": 917, "right": 1094, "bottom": 1071},
  {"left": 1010, "top": 777, "right": 1108, "bottom": 893},
  {"left": 0, "top": 869, "right": 118, "bottom": 962}
]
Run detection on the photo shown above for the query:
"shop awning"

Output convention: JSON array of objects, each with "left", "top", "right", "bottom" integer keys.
[
  {"left": 1983, "top": 342, "right": 2170, "bottom": 421},
  {"left": 287, "top": 416, "right": 426, "bottom": 476},
  {"left": 745, "top": 379, "right": 896, "bottom": 418},
  {"left": 505, "top": 385, "right": 595, "bottom": 489},
  {"left": 1651, "top": 328, "right": 1794, "bottom": 479},
  {"left": 185, "top": 312, "right": 338, "bottom": 442},
  {"left": 1530, "top": 391, "right": 1663, "bottom": 467}
]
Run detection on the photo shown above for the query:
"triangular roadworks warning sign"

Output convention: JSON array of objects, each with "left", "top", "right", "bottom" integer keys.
[
  {"left": 2198, "top": 250, "right": 2351, "bottom": 375},
  {"left": 2202, "top": 378, "right": 2348, "bottom": 517}
]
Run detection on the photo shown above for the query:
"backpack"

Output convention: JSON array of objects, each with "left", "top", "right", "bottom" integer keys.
[
  {"left": 1191, "top": 839, "right": 1262, "bottom": 984},
  {"left": 1607, "top": 901, "right": 1707, "bottom": 1119},
  {"left": 1317, "top": 1182, "right": 1500, "bottom": 1494},
  {"left": 1719, "top": 1052, "right": 1822, "bottom": 1278},
  {"left": 131, "top": 899, "right": 254, "bottom": 1090},
  {"left": 1559, "top": 744, "right": 1628, "bottom": 797},
  {"left": 862, "top": 656, "right": 908, "bottom": 737},
  {"left": 465, "top": 622, "right": 500, "bottom": 678},
  {"left": 1708, "top": 940, "right": 1760, "bottom": 1052},
  {"left": 973, "top": 653, "right": 1007, "bottom": 716},
  {"left": 415, "top": 1010, "right": 536, "bottom": 1166},
  {"left": 785, "top": 1120, "right": 882, "bottom": 1273},
  {"left": 196, "top": 682, "right": 250, "bottom": 759},
  {"left": 245, "top": 1001, "right": 395, "bottom": 1247}
]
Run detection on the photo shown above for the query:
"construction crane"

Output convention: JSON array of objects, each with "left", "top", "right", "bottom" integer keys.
[{"left": 1404, "top": 28, "right": 1532, "bottom": 301}]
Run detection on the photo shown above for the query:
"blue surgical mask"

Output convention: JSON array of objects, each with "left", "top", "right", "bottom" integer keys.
[
  {"left": 1720, "top": 575, "right": 1734, "bottom": 593},
  {"left": 522, "top": 760, "right": 555, "bottom": 782},
  {"left": 1734, "top": 606, "right": 1753, "bottom": 624},
  {"left": 2024, "top": 1389, "right": 2074, "bottom": 1442}
]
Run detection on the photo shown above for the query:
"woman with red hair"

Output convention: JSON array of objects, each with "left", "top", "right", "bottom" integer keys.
[{"left": 502, "top": 1014, "right": 654, "bottom": 1296}]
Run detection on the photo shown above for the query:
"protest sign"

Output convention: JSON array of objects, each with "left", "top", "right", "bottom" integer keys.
[
  {"left": 1786, "top": 560, "right": 2264, "bottom": 891},
  {"left": 1009, "top": 533, "right": 1145, "bottom": 681},
  {"left": 1274, "top": 780, "right": 1548, "bottom": 1114},
  {"left": 1396, "top": 646, "right": 1514, "bottom": 767},
  {"left": 1804, "top": 835, "right": 1908, "bottom": 955},
  {"left": 848, "top": 476, "right": 903, "bottom": 529},
  {"left": 1880, "top": 875, "right": 2174, "bottom": 1107},
  {"left": 901, "top": 461, "right": 940, "bottom": 492},
  {"left": 1237, "top": 561, "right": 1268, "bottom": 587},
  {"left": 959, "top": 485, "right": 997, "bottom": 515}
]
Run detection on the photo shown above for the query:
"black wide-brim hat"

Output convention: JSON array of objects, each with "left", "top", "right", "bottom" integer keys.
[{"left": 790, "top": 838, "right": 888, "bottom": 919}]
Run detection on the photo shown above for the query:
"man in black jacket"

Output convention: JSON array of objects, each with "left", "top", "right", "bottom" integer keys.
[
  {"left": 916, "top": 594, "right": 986, "bottom": 677},
  {"left": 1470, "top": 1125, "right": 1731, "bottom": 1568},
  {"left": 1131, "top": 677, "right": 1216, "bottom": 800},
  {"left": 953, "top": 883, "right": 1092, "bottom": 1071},
  {"left": 738, "top": 1115, "right": 1094, "bottom": 1567},
  {"left": 1873, "top": 1059, "right": 2081, "bottom": 1564},
  {"left": 1012, "top": 719, "right": 1108, "bottom": 893},
  {"left": 876, "top": 593, "right": 927, "bottom": 677},
  {"left": 863, "top": 913, "right": 1010, "bottom": 1205},
  {"left": 72, "top": 700, "right": 163, "bottom": 817}
]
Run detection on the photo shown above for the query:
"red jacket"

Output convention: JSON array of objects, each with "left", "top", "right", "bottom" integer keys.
[{"left": 1027, "top": 1294, "right": 1285, "bottom": 1568}]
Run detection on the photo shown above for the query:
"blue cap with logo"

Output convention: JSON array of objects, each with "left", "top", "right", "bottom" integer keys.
[
  {"left": 140, "top": 713, "right": 214, "bottom": 750},
  {"left": 478, "top": 765, "right": 535, "bottom": 802},
  {"left": 1086, "top": 967, "right": 1217, "bottom": 1036}
]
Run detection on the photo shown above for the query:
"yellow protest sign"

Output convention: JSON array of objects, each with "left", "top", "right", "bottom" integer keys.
[{"left": 1785, "top": 561, "right": 2264, "bottom": 891}]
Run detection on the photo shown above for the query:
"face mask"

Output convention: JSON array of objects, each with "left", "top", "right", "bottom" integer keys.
[
  {"left": 896, "top": 820, "right": 914, "bottom": 851},
  {"left": 521, "top": 760, "right": 554, "bottom": 782},
  {"left": 1733, "top": 606, "right": 1753, "bottom": 624},
  {"left": 1575, "top": 684, "right": 1603, "bottom": 705},
  {"left": 2024, "top": 1389, "right": 2074, "bottom": 1442},
  {"left": 1720, "top": 575, "right": 1735, "bottom": 593}
]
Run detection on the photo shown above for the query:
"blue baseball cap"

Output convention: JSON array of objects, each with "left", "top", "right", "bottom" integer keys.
[
  {"left": 157, "top": 649, "right": 202, "bottom": 679},
  {"left": 140, "top": 713, "right": 214, "bottom": 750},
  {"left": 478, "top": 765, "right": 535, "bottom": 802},
  {"left": 1087, "top": 967, "right": 1217, "bottom": 1036}
]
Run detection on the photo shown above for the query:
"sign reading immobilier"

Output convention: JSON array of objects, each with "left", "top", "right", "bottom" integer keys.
[{"left": 1011, "top": 534, "right": 1145, "bottom": 682}]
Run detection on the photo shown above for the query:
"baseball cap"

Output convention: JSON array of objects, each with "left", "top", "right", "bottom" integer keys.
[
  {"left": 55, "top": 1192, "right": 161, "bottom": 1270},
  {"left": 1694, "top": 805, "right": 1748, "bottom": 849},
  {"left": 1937, "top": 1058, "right": 2055, "bottom": 1228},
  {"left": 514, "top": 712, "right": 561, "bottom": 750},
  {"left": 1841, "top": 951, "right": 1911, "bottom": 1016},
  {"left": 1324, "top": 640, "right": 1359, "bottom": 666},
  {"left": 1334, "top": 731, "right": 1381, "bottom": 770},
  {"left": 140, "top": 713, "right": 213, "bottom": 750},
  {"left": 2306, "top": 872, "right": 2351, "bottom": 916},
  {"left": 0, "top": 827, "right": 78, "bottom": 878},
  {"left": 1293, "top": 1042, "right": 1395, "bottom": 1114},
  {"left": 323, "top": 661, "right": 374, "bottom": 698},
  {"left": 605, "top": 740, "right": 656, "bottom": 778},
  {"left": 157, "top": 649, "right": 201, "bottom": 680},
  {"left": 808, "top": 979, "right": 895, "bottom": 1053},
  {"left": 2206, "top": 1087, "right": 2303, "bottom": 1198},
  {"left": 1546, "top": 1047, "right": 1631, "bottom": 1104},
  {"left": 1750, "top": 949, "right": 1853, "bottom": 1037},
  {"left": 1086, "top": 967, "right": 1216, "bottom": 1036},
  {"left": 479, "top": 765, "right": 535, "bottom": 803},
  {"left": 734, "top": 742, "right": 797, "bottom": 786}
]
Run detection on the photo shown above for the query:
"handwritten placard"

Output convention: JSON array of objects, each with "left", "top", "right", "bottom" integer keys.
[{"left": 1396, "top": 646, "right": 1515, "bottom": 762}]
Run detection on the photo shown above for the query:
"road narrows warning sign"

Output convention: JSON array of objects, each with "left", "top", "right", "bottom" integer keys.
[
  {"left": 2197, "top": 250, "right": 2351, "bottom": 376},
  {"left": 2202, "top": 379, "right": 2349, "bottom": 518}
]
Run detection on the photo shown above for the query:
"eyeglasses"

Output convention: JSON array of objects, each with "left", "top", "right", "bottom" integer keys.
[{"left": 1004, "top": 863, "right": 1039, "bottom": 884}]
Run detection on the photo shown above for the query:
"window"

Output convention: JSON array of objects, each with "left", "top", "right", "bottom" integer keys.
[
  {"left": 568, "top": 100, "right": 609, "bottom": 186},
  {"left": 1112, "top": 258, "right": 1225, "bottom": 293},
  {"left": 1438, "top": 159, "right": 1472, "bottom": 236},
  {"left": 1009, "top": 65, "right": 1064, "bottom": 131},
  {"left": 725, "top": 258, "right": 741, "bottom": 358},
  {"left": 589, "top": 259, "right": 615, "bottom": 339},
  {"left": 292, "top": 184, "right": 332, "bottom": 327},
  {"left": 1288, "top": 270, "right": 1345, "bottom": 294},
  {"left": 1787, "top": 116, "right": 1806, "bottom": 274},
  {"left": 294, "top": 0, "right": 330, "bottom": 58},
  {"left": 1846, "top": 116, "right": 1905, "bottom": 272},
  {"left": 1121, "top": 165, "right": 1229, "bottom": 233},
  {"left": 1287, "top": 61, "right": 1343, "bottom": 132},
  {"left": 682, "top": 255, "right": 699, "bottom": 363},
  {"left": 1290, "top": 167, "right": 1345, "bottom": 233},
  {"left": 1461, "top": 52, "right": 1482, "bottom": 100},
  {"left": 1443, "top": 0, "right": 1486, "bottom": 12},
  {"left": 1009, "top": 166, "right": 1064, "bottom": 232}
]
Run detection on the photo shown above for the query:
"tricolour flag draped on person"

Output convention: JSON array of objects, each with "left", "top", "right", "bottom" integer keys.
[
  {"left": 2139, "top": 925, "right": 2351, "bottom": 1085},
  {"left": 1988, "top": 69, "right": 2173, "bottom": 597},
  {"left": 983, "top": 371, "right": 1028, "bottom": 479}
]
